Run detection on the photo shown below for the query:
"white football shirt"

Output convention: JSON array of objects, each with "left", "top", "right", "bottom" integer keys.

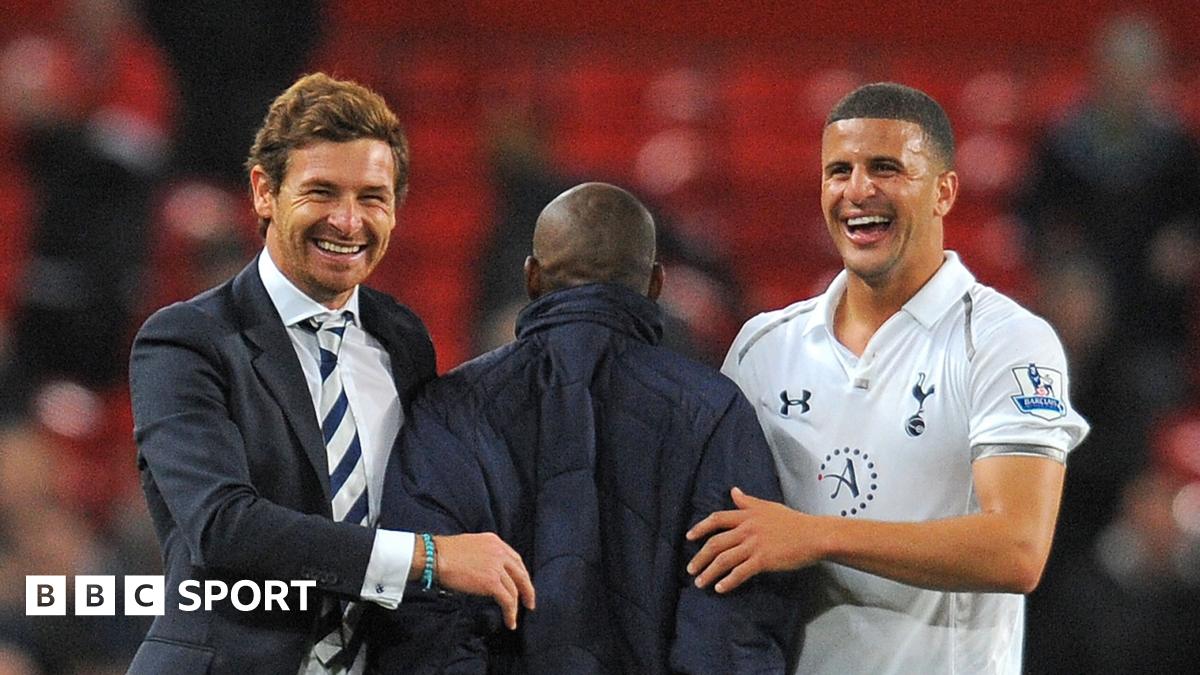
[{"left": 722, "top": 251, "right": 1089, "bottom": 675}]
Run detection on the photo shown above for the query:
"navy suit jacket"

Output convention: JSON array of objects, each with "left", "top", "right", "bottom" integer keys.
[{"left": 128, "top": 259, "right": 435, "bottom": 674}]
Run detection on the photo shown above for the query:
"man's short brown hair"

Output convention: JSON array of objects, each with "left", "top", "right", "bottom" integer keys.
[
  {"left": 245, "top": 73, "right": 409, "bottom": 235},
  {"left": 826, "top": 82, "right": 955, "bottom": 170}
]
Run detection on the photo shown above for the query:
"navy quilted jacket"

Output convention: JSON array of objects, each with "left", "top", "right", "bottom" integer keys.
[{"left": 372, "top": 283, "right": 797, "bottom": 674}]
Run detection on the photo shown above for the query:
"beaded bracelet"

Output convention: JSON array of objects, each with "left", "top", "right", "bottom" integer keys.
[{"left": 420, "top": 533, "right": 436, "bottom": 590}]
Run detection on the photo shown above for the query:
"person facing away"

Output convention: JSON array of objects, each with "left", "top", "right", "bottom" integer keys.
[
  {"left": 373, "top": 182, "right": 797, "bottom": 674},
  {"left": 686, "top": 83, "right": 1090, "bottom": 674},
  {"left": 128, "top": 72, "right": 532, "bottom": 675}
]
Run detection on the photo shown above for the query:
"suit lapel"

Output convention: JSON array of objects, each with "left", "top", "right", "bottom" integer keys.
[
  {"left": 359, "top": 289, "right": 420, "bottom": 399},
  {"left": 232, "top": 260, "right": 332, "bottom": 505}
]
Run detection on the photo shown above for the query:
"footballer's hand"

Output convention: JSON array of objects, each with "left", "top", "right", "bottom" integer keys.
[{"left": 686, "top": 487, "right": 817, "bottom": 593}]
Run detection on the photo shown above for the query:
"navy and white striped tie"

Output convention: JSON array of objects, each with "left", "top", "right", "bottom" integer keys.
[
  {"left": 313, "top": 314, "right": 369, "bottom": 526},
  {"left": 307, "top": 313, "right": 368, "bottom": 672}
]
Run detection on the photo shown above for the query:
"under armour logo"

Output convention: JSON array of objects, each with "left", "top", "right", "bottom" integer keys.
[{"left": 779, "top": 389, "right": 811, "bottom": 416}]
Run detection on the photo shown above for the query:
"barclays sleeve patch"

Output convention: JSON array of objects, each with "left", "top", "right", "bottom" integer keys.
[{"left": 1010, "top": 363, "right": 1066, "bottom": 420}]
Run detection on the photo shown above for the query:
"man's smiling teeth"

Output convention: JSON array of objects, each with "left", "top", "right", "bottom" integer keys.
[
  {"left": 315, "top": 240, "right": 363, "bottom": 254},
  {"left": 847, "top": 216, "right": 891, "bottom": 227}
]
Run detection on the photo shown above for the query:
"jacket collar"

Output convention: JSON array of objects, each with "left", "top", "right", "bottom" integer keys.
[{"left": 516, "top": 283, "right": 663, "bottom": 345}]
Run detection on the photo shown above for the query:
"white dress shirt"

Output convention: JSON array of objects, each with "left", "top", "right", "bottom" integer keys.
[{"left": 258, "top": 252, "right": 414, "bottom": 673}]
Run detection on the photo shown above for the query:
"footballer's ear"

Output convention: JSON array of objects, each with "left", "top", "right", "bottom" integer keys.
[{"left": 934, "top": 170, "right": 959, "bottom": 219}]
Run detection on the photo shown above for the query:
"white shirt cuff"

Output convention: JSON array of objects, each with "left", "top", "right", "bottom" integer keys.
[{"left": 359, "top": 529, "right": 413, "bottom": 609}]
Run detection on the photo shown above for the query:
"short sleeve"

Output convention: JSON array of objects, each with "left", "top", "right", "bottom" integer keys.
[
  {"left": 968, "top": 314, "right": 1090, "bottom": 454},
  {"left": 721, "top": 312, "right": 775, "bottom": 391},
  {"left": 721, "top": 318, "right": 754, "bottom": 381}
]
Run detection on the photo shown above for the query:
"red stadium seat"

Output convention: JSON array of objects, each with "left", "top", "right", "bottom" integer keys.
[
  {"left": 547, "top": 125, "right": 643, "bottom": 178},
  {"left": 545, "top": 53, "right": 653, "bottom": 133},
  {"left": 1024, "top": 58, "right": 1089, "bottom": 131},
  {"left": 957, "top": 69, "right": 1026, "bottom": 134},
  {"left": 718, "top": 55, "right": 807, "bottom": 132},
  {"left": 405, "top": 121, "right": 485, "bottom": 183},
  {"left": 724, "top": 128, "right": 818, "bottom": 190},
  {"left": 0, "top": 154, "right": 33, "bottom": 322},
  {"left": 956, "top": 131, "right": 1027, "bottom": 198},
  {"left": 392, "top": 271, "right": 474, "bottom": 370},
  {"left": 382, "top": 49, "right": 479, "bottom": 124}
]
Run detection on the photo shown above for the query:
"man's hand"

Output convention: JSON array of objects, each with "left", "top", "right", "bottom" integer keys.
[
  {"left": 434, "top": 533, "right": 536, "bottom": 630},
  {"left": 686, "top": 487, "right": 817, "bottom": 593}
]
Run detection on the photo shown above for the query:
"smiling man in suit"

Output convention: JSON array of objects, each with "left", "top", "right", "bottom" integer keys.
[{"left": 128, "top": 73, "right": 533, "bottom": 675}]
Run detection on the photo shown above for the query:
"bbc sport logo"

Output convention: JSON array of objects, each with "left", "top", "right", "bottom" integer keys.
[{"left": 26, "top": 575, "right": 316, "bottom": 616}]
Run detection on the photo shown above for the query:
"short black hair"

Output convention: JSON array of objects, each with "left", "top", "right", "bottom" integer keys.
[{"left": 825, "top": 82, "right": 955, "bottom": 169}]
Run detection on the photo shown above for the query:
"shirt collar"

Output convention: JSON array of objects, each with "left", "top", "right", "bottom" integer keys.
[
  {"left": 803, "top": 269, "right": 847, "bottom": 337},
  {"left": 901, "top": 251, "right": 975, "bottom": 329},
  {"left": 258, "top": 249, "right": 360, "bottom": 328},
  {"left": 802, "top": 250, "right": 975, "bottom": 336}
]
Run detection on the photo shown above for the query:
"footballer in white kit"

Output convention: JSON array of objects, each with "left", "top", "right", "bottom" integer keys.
[
  {"left": 686, "top": 82, "right": 1090, "bottom": 675},
  {"left": 722, "top": 251, "right": 1089, "bottom": 674}
]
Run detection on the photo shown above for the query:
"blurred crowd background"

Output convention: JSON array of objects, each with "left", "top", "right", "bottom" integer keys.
[{"left": 1, "top": 1, "right": 1198, "bottom": 673}]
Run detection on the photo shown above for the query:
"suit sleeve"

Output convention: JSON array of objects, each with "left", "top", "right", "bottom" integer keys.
[
  {"left": 130, "top": 302, "right": 375, "bottom": 597},
  {"left": 669, "top": 391, "right": 798, "bottom": 675}
]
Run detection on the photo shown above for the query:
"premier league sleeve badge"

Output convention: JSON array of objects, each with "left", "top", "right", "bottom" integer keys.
[{"left": 1010, "top": 363, "right": 1066, "bottom": 420}]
